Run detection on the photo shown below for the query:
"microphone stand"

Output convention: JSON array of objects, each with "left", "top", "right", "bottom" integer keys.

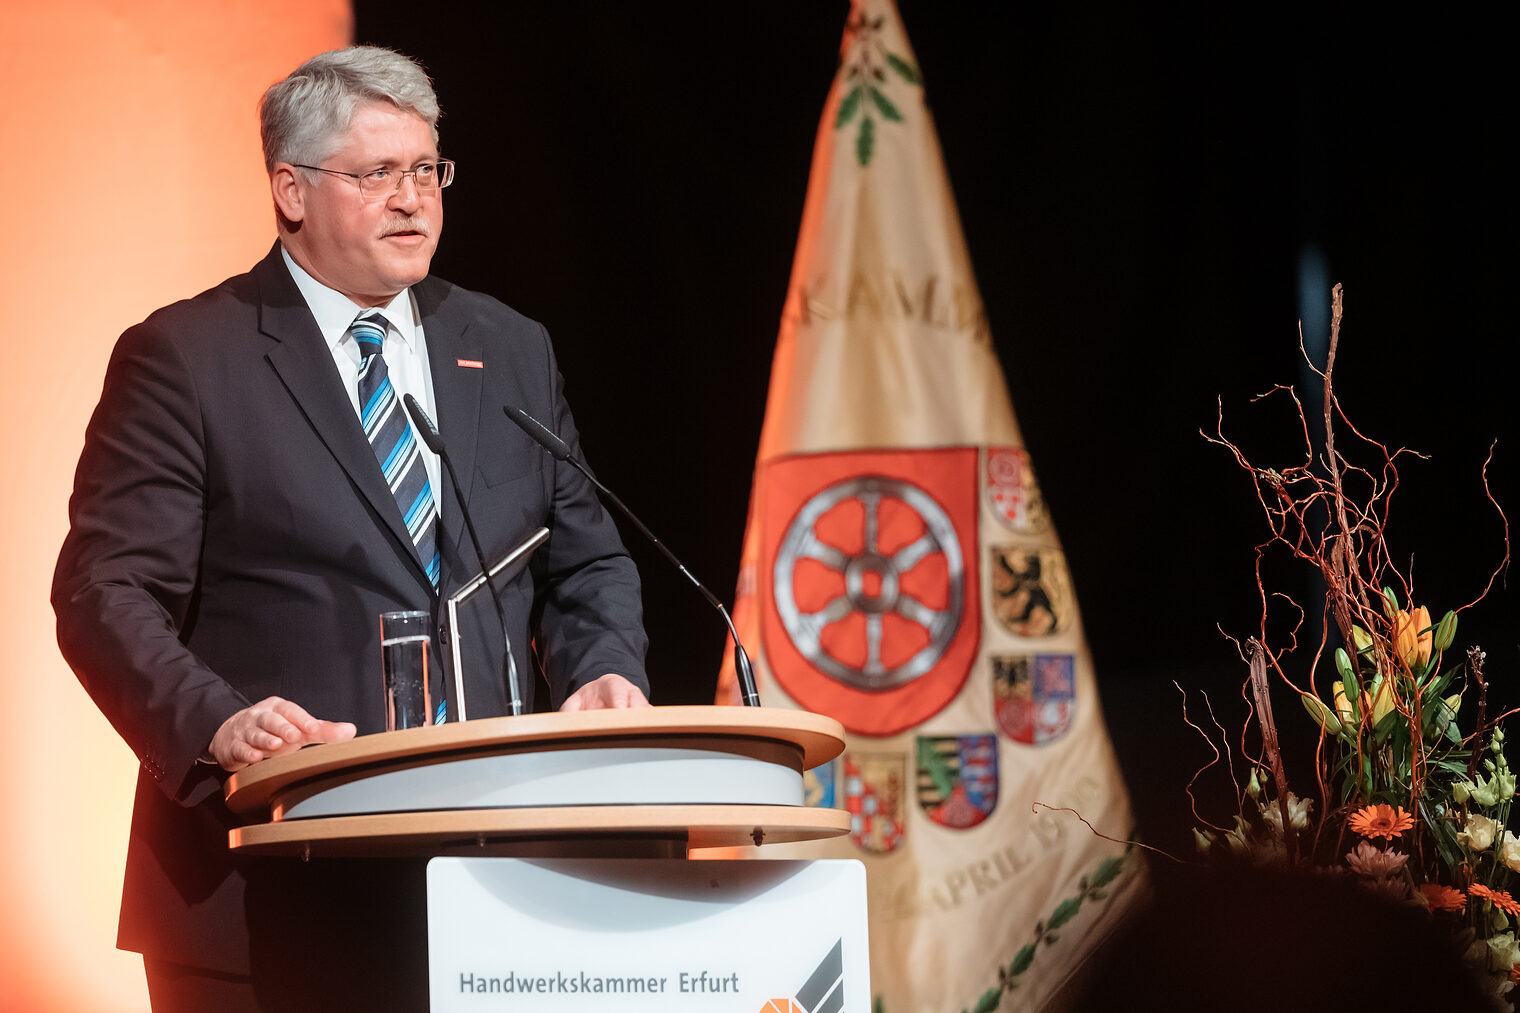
[{"left": 503, "top": 404, "right": 762, "bottom": 707}]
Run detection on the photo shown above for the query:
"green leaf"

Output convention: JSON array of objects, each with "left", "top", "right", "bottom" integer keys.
[
  {"left": 835, "top": 86, "right": 863, "bottom": 128},
  {"left": 886, "top": 51, "right": 921, "bottom": 84},
  {"left": 868, "top": 86, "right": 904, "bottom": 122},
  {"left": 1008, "top": 943, "right": 1037, "bottom": 977},
  {"left": 874, "top": 996, "right": 886, "bottom": 1013},
  {"left": 917, "top": 738, "right": 956, "bottom": 798},
  {"left": 1047, "top": 896, "right": 1082, "bottom": 930},
  {"left": 970, "top": 987, "right": 1003, "bottom": 1013},
  {"left": 1422, "top": 798, "right": 1463, "bottom": 870},
  {"left": 1420, "top": 663, "right": 1462, "bottom": 703},
  {"left": 1089, "top": 856, "right": 1124, "bottom": 889},
  {"left": 1424, "top": 693, "right": 1461, "bottom": 742},
  {"left": 856, "top": 115, "right": 876, "bottom": 166},
  {"left": 1374, "top": 700, "right": 1401, "bottom": 745}
]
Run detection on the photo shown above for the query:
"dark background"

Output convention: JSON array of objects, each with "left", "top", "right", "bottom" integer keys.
[{"left": 355, "top": 2, "right": 1515, "bottom": 851}]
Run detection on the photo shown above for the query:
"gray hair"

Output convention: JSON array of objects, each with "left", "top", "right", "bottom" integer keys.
[{"left": 260, "top": 46, "right": 441, "bottom": 172}]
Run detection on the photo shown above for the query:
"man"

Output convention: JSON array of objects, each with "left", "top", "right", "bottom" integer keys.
[{"left": 52, "top": 46, "right": 648, "bottom": 1009}]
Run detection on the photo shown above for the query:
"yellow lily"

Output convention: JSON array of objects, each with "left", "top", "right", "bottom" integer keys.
[
  {"left": 1394, "top": 606, "right": 1432, "bottom": 669},
  {"left": 1368, "top": 675, "right": 1397, "bottom": 727},
  {"left": 1331, "top": 681, "right": 1354, "bottom": 725}
]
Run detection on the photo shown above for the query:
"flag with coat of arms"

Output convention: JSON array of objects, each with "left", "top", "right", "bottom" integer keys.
[{"left": 717, "top": 3, "right": 1145, "bottom": 1009}]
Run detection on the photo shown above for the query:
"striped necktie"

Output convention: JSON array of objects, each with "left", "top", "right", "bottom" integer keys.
[
  {"left": 351, "top": 311, "right": 442, "bottom": 591},
  {"left": 352, "top": 311, "right": 446, "bottom": 723}
]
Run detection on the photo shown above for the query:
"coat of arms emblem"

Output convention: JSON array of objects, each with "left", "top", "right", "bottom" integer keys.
[
  {"left": 916, "top": 734, "right": 998, "bottom": 828},
  {"left": 992, "top": 653, "right": 1077, "bottom": 745},
  {"left": 843, "top": 752, "right": 907, "bottom": 853}
]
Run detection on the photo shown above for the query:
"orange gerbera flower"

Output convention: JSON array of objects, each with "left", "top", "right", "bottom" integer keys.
[
  {"left": 1347, "top": 803, "right": 1415, "bottom": 840},
  {"left": 1467, "top": 882, "right": 1520, "bottom": 917},
  {"left": 1419, "top": 883, "right": 1468, "bottom": 913},
  {"left": 1492, "top": 890, "right": 1520, "bottom": 918}
]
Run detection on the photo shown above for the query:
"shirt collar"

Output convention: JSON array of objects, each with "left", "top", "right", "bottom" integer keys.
[{"left": 280, "top": 245, "right": 419, "bottom": 354}]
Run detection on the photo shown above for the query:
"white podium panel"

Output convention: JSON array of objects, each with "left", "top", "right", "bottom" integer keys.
[{"left": 427, "top": 858, "right": 868, "bottom": 1012}]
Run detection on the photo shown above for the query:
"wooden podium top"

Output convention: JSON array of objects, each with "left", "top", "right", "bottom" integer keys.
[
  {"left": 225, "top": 705, "right": 847, "bottom": 817},
  {"left": 229, "top": 804, "right": 853, "bottom": 857}
]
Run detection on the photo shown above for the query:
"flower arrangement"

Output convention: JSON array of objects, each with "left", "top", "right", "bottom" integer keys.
[{"left": 1193, "top": 284, "right": 1515, "bottom": 999}]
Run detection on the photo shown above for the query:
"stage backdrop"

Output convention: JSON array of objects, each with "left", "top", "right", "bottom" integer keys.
[{"left": 1, "top": 3, "right": 349, "bottom": 1009}]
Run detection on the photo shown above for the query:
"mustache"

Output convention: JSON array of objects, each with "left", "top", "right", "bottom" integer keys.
[{"left": 380, "top": 215, "right": 432, "bottom": 237}]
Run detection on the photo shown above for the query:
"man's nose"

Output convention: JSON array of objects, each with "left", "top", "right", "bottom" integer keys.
[{"left": 388, "top": 173, "right": 423, "bottom": 211}]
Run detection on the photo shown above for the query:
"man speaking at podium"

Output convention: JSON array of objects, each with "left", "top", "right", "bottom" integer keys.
[{"left": 52, "top": 46, "right": 649, "bottom": 1010}]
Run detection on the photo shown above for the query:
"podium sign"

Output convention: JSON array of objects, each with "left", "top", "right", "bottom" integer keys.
[{"left": 427, "top": 858, "right": 868, "bottom": 1012}]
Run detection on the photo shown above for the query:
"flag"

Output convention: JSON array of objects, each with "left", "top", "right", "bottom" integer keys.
[{"left": 717, "top": 3, "right": 1144, "bottom": 1009}]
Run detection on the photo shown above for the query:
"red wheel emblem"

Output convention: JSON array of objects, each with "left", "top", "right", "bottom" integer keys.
[
  {"left": 774, "top": 476, "right": 965, "bottom": 691},
  {"left": 759, "top": 450, "right": 981, "bottom": 737}
]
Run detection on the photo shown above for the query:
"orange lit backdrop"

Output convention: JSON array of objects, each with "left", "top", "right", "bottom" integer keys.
[{"left": 1, "top": 3, "right": 348, "bottom": 1008}]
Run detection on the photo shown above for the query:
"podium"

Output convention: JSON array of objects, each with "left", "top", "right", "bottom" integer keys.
[
  {"left": 224, "top": 707, "right": 868, "bottom": 1011},
  {"left": 224, "top": 705, "right": 851, "bottom": 857}
]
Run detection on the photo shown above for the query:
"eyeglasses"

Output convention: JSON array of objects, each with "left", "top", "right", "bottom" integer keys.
[{"left": 294, "top": 159, "right": 456, "bottom": 199}]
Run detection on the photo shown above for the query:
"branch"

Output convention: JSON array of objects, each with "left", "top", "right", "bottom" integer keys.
[{"left": 1248, "top": 638, "right": 1296, "bottom": 861}]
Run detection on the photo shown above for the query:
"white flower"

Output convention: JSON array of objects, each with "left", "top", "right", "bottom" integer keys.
[
  {"left": 1344, "top": 839, "right": 1409, "bottom": 878},
  {"left": 1222, "top": 815, "right": 1252, "bottom": 858},
  {"left": 1259, "top": 793, "right": 1313, "bottom": 837},
  {"left": 1502, "top": 834, "right": 1520, "bottom": 873},
  {"left": 1460, "top": 813, "right": 1501, "bottom": 853},
  {"left": 1489, "top": 931, "right": 1520, "bottom": 974}
]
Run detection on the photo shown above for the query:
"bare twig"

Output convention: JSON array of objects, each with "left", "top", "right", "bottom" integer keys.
[
  {"left": 1459, "top": 442, "right": 1511, "bottom": 611},
  {"left": 1028, "top": 804, "right": 1186, "bottom": 864},
  {"left": 1176, "top": 681, "right": 1232, "bottom": 833},
  {"left": 1466, "top": 646, "right": 1490, "bottom": 784},
  {"left": 1248, "top": 638, "right": 1295, "bottom": 860}
]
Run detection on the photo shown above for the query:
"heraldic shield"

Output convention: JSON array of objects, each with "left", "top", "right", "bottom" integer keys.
[{"left": 760, "top": 448, "right": 980, "bottom": 737}]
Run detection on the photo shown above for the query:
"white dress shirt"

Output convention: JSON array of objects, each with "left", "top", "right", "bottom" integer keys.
[{"left": 280, "top": 247, "right": 443, "bottom": 512}]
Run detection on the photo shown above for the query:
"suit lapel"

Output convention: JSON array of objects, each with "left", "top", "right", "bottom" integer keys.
[
  {"left": 256, "top": 246, "right": 429, "bottom": 583},
  {"left": 415, "top": 276, "right": 484, "bottom": 594}
]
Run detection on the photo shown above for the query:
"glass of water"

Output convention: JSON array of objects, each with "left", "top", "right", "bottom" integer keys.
[{"left": 380, "top": 610, "right": 432, "bottom": 731}]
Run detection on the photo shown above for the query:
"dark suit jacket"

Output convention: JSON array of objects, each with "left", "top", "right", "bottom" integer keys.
[{"left": 52, "top": 245, "right": 648, "bottom": 977}]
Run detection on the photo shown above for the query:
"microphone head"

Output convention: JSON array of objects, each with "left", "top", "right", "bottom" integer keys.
[
  {"left": 503, "top": 404, "right": 572, "bottom": 461},
  {"left": 403, "top": 394, "right": 447, "bottom": 455}
]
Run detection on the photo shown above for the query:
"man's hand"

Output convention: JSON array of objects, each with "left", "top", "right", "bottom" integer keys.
[
  {"left": 559, "top": 674, "right": 651, "bottom": 712},
  {"left": 207, "top": 696, "right": 357, "bottom": 771}
]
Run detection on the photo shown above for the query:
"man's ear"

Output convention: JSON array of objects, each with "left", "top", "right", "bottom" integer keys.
[{"left": 271, "top": 165, "right": 306, "bottom": 226}]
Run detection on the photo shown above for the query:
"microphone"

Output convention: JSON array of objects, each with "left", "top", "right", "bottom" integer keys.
[
  {"left": 503, "top": 404, "right": 762, "bottom": 707},
  {"left": 404, "top": 395, "right": 523, "bottom": 716},
  {"left": 504, "top": 405, "right": 573, "bottom": 461}
]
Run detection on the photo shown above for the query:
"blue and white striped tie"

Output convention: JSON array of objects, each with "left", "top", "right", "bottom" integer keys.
[{"left": 351, "top": 311, "right": 446, "bottom": 722}]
